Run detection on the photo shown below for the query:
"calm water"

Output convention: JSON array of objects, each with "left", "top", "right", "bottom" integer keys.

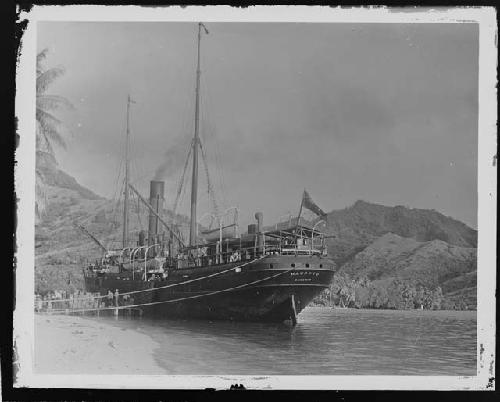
[{"left": 107, "top": 307, "right": 477, "bottom": 375}]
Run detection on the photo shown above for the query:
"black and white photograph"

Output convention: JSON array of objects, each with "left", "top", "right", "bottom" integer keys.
[{"left": 13, "top": 5, "right": 496, "bottom": 391}]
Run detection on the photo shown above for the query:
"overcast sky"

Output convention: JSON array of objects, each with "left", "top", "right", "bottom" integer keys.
[{"left": 37, "top": 21, "right": 478, "bottom": 229}]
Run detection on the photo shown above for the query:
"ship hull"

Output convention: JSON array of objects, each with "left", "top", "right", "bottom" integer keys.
[{"left": 84, "top": 255, "right": 334, "bottom": 323}]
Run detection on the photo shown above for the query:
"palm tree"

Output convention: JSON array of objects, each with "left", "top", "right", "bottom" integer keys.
[{"left": 35, "top": 48, "right": 74, "bottom": 220}]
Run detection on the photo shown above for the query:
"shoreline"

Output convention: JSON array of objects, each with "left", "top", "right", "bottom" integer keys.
[
  {"left": 33, "top": 308, "right": 476, "bottom": 376},
  {"left": 309, "top": 304, "right": 477, "bottom": 312},
  {"left": 34, "top": 313, "right": 165, "bottom": 374}
]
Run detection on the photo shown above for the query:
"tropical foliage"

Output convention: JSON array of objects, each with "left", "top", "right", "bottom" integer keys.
[
  {"left": 313, "top": 271, "right": 468, "bottom": 310},
  {"left": 35, "top": 48, "right": 73, "bottom": 219}
]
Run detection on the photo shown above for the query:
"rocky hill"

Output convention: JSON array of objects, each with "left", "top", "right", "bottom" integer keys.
[
  {"left": 338, "top": 233, "right": 477, "bottom": 309},
  {"left": 341, "top": 233, "right": 476, "bottom": 286},
  {"left": 34, "top": 160, "right": 191, "bottom": 295},
  {"left": 317, "top": 201, "right": 477, "bottom": 309},
  {"left": 35, "top": 181, "right": 193, "bottom": 294},
  {"left": 35, "top": 168, "right": 477, "bottom": 309},
  {"left": 324, "top": 200, "right": 477, "bottom": 266},
  {"left": 37, "top": 152, "right": 102, "bottom": 201}
]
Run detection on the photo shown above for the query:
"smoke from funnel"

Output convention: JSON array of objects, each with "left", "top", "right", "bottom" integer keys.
[{"left": 154, "top": 135, "right": 192, "bottom": 180}]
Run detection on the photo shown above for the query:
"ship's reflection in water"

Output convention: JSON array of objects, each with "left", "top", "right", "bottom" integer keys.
[{"left": 106, "top": 307, "right": 476, "bottom": 375}]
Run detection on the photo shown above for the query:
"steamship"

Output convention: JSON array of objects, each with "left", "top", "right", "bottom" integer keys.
[{"left": 83, "top": 23, "right": 335, "bottom": 324}]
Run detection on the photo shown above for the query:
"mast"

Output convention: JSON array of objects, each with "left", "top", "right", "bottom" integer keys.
[
  {"left": 189, "top": 22, "right": 209, "bottom": 246},
  {"left": 122, "top": 94, "right": 132, "bottom": 249}
]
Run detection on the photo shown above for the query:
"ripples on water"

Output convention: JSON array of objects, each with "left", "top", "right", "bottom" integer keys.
[{"left": 107, "top": 307, "right": 476, "bottom": 376}]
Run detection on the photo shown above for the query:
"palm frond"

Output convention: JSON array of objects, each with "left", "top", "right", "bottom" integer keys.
[
  {"left": 41, "top": 125, "right": 66, "bottom": 151},
  {"left": 35, "top": 168, "right": 47, "bottom": 219},
  {"left": 35, "top": 124, "right": 48, "bottom": 152},
  {"left": 36, "top": 48, "right": 49, "bottom": 75},
  {"left": 37, "top": 94, "right": 75, "bottom": 111},
  {"left": 36, "top": 130, "right": 56, "bottom": 157},
  {"left": 36, "top": 108, "right": 62, "bottom": 127},
  {"left": 36, "top": 108, "right": 67, "bottom": 149},
  {"left": 36, "top": 67, "right": 65, "bottom": 94}
]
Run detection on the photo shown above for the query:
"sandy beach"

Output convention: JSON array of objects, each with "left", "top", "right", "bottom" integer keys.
[{"left": 34, "top": 314, "right": 165, "bottom": 374}]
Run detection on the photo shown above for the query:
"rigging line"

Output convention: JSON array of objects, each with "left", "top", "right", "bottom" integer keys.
[
  {"left": 214, "top": 131, "right": 228, "bottom": 209},
  {"left": 173, "top": 78, "right": 199, "bottom": 219},
  {"left": 109, "top": 178, "right": 126, "bottom": 245},
  {"left": 172, "top": 140, "right": 194, "bottom": 216},
  {"left": 44, "top": 255, "right": 268, "bottom": 304},
  {"left": 111, "top": 178, "right": 124, "bottom": 225},
  {"left": 46, "top": 269, "right": 291, "bottom": 313},
  {"left": 130, "top": 126, "right": 147, "bottom": 181},
  {"left": 212, "top": 136, "right": 227, "bottom": 210},
  {"left": 177, "top": 64, "right": 195, "bottom": 135},
  {"left": 109, "top": 156, "right": 125, "bottom": 230},
  {"left": 108, "top": 254, "right": 268, "bottom": 298},
  {"left": 130, "top": 135, "right": 148, "bottom": 187},
  {"left": 199, "top": 139, "right": 219, "bottom": 217},
  {"left": 130, "top": 140, "right": 151, "bottom": 190},
  {"left": 176, "top": 187, "right": 188, "bottom": 237},
  {"left": 134, "top": 190, "right": 143, "bottom": 231},
  {"left": 40, "top": 255, "right": 269, "bottom": 304},
  {"left": 198, "top": 99, "right": 213, "bottom": 189},
  {"left": 170, "top": 80, "right": 195, "bottom": 197},
  {"left": 129, "top": 167, "right": 157, "bottom": 190},
  {"left": 203, "top": 115, "right": 227, "bottom": 210},
  {"left": 130, "top": 158, "right": 138, "bottom": 185},
  {"left": 111, "top": 155, "right": 125, "bottom": 205},
  {"left": 200, "top": 74, "right": 228, "bottom": 209},
  {"left": 167, "top": 62, "right": 198, "bottom": 220}
]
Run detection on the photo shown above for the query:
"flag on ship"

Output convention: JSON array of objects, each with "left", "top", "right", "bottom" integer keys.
[{"left": 301, "top": 190, "right": 327, "bottom": 218}]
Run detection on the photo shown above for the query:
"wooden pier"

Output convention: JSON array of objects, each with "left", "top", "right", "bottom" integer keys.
[{"left": 35, "top": 291, "right": 144, "bottom": 318}]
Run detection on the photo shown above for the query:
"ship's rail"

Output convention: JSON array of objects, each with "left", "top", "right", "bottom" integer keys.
[
  {"left": 178, "top": 239, "right": 326, "bottom": 269},
  {"left": 83, "top": 222, "right": 328, "bottom": 273}
]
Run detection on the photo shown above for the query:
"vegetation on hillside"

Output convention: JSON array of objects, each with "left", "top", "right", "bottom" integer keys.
[
  {"left": 324, "top": 200, "right": 477, "bottom": 267},
  {"left": 34, "top": 170, "right": 477, "bottom": 310},
  {"left": 312, "top": 231, "right": 476, "bottom": 310},
  {"left": 313, "top": 271, "right": 474, "bottom": 311},
  {"left": 339, "top": 233, "right": 477, "bottom": 288},
  {"left": 34, "top": 183, "right": 191, "bottom": 296}
]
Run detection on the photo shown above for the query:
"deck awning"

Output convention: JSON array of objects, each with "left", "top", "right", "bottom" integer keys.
[{"left": 264, "top": 224, "right": 325, "bottom": 239}]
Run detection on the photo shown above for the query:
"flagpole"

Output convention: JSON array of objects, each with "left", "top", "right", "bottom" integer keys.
[{"left": 296, "top": 189, "right": 305, "bottom": 226}]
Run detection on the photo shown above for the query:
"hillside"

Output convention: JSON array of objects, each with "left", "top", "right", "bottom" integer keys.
[
  {"left": 34, "top": 172, "right": 191, "bottom": 295},
  {"left": 337, "top": 233, "right": 477, "bottom": 309},
  {"left": 35, "top": 184, "right": 116, "bottom": 294},
  {"left": 35, "top": 168, "right": 477, "bottom": 309},
  {"left": 324, "top": 200, "right": 477, "bottom": 266},
  {"left": 341, "top": 233, "right": 477, "bottom": 286},
  {"left": 37, "top": 152, "right": 102, "bottom": 201}
]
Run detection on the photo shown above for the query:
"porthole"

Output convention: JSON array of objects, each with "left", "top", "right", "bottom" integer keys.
[
  {"left": 305, "top": 263, "right": 310, "bottom": 268},
  {"left": 291, "top": 263, "right": 295, "bottom": 268},
  {"left": 319, "top": 264, "right": 323, "bottom": 268}
]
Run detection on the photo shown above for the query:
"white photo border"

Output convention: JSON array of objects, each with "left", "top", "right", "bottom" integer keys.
[{"left": 14, "top": 5, "right": 497, "bottom": 390}]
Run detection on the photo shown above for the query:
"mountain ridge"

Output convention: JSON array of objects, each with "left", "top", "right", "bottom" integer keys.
[
  {"left": 34, "top": 167, "right": 477, "bottom": 309},
  {"left": 340, "top": 232, "right": 476, "bottom": 288},
  {"left": 323, "top": 199, "right": 476, "bottom": 267},
  {"left": 37, "top": 152, "right": 102, "bottom": 201}
]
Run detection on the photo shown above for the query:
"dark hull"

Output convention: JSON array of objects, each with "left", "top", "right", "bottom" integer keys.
[{"left": 84, "top": 255, "right": 334, "bottom": 323}]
